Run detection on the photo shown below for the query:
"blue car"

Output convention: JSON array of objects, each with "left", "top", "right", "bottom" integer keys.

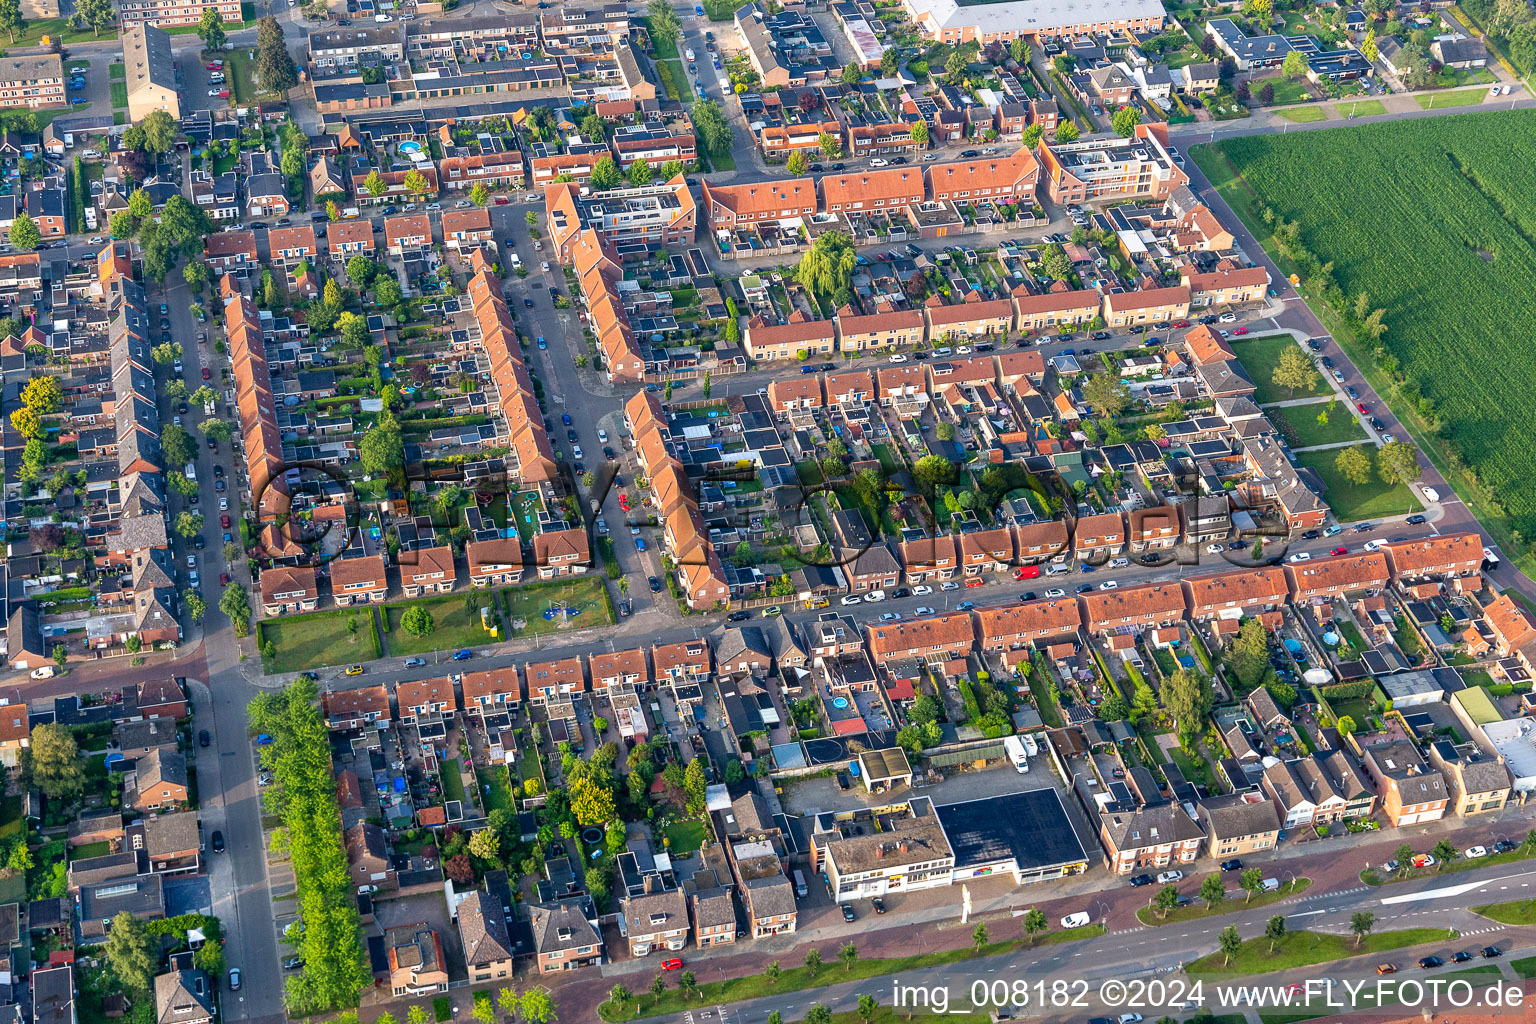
[
  {"left": 452, "top": 649, "right": 473, "bottom": 661},
  {"left": 636, "top": 537, "right": 648, "bottom": 551},
  {"left": 537, "top": 336, "right": 546, "bottom": 349},
  {"left": 561, "top": 413, "right": 572, "bottom": 425}
]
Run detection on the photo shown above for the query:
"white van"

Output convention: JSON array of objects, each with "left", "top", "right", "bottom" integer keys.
[
  {"left": 1002, "top": 735, "right": 1029, "bottom": 773},
  {"left": 1421, "top": 486, "right": 1440, "bottom": 502},
  {"left": 1021, "top": 733, "right": 1038, "bottom": 757},
  {"left": 1045, "top": 563, "right": 1072, "bottom": 576},
  {"left": 1260, "top": 877, "right": 1281, "bottom": 893},
  {"left": 1061, "top": 912, "right": 1091, "bottom": 928},
  {"left": 685, "top": 47, "right": 695, "bottom": 61}
]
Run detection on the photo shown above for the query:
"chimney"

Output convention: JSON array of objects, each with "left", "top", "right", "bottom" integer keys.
[
  {"left": 899, "top": 840, "right": 909, "bottom": 854},
  {"left": 875, "top": 844, "right": 885, "bottom": 858}
]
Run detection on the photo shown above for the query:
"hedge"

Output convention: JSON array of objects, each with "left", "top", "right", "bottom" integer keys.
[{"left": 1321, "top": 681, "right": 1375, "bottom": 700}]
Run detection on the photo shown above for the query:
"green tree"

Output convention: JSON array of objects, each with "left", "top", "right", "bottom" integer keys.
[
  {"left": 690, "top": 99, "right": 734, "bottom": 157},
  {"left": 1154, "top": 883, "right": 1180, "bottom": 918},
  {"left": 184, "top": 590, "right": 207, "bottom": 623},
  {"left": 785, "top": 151, "right": 808, "bottom": 174},
  {"left": 1023, "top": 907, "right": 1048, "bottom": 938},
  {"left": 945, "top": 50, "right": 968, "bottom": 82},
  {"left": 682, "top": 757, "right": 708, "bottom": 812},
  {"left": 22, "top": 374, "right": 61, "bottom": 414},
  {"left": 109, "top": 211, "right": 137, "bottom": 239},
  {"left": 1394, "top": 843, "right": 1415, "bottom": 874},
  {"left": 796, "top": 230, "right": 858, "bottom": 307},
  {"left": 1430, "top": 838, "right": 1457, "bottom": 867},
  {"left": 468, "top": 182, "right": 490, "bottom": 207},
  {"left": 1349, "top": 910, "right": 1375, "bottom": 946},
  {"left": 627, "top": 157, "right": 654, "bottom": 187},
  {"left": 589, "top": 156, "right": 621, "bottom": 190},
  {"left": 256, "top": 15, "right": 299, "bottom": 94},
  {"left": 1023, "top": 123, "right": 1044, "bottom": 148},
  {"left": 516, "top": 988, "right": 555, "bottom": 1024},
  {"left": 346, "top": 256, "right": 376, "bottom": 288},
  {"left": 1218, "top": 925, "right": 1242, "bottom": 965},
  {"left": 971, "top": 922, "right": 989, "bottom": 949},
  {"left": 175, "top": 512, "right": 205, "bottom": 539},
  {"left": 805, "top": 1008, "right": 832, "bottom": 1024},
  {"left": 1282, "top": 48, "right": 1309, "bottom": 78},
  {"left": 839, "top": 942, "right": 859, "bottom": 971},
  {"left": 765, "top": 961, "right": 782, "bottom": 986},
  {"left": 75, "top": 0, "right": 114, "bottom": 36},
  {"left": 1200, "top": 874, "right": 1225, "bottom": 909},
  {"left": 401, "top": 605, "right": 435, "bottom": 637},
  {"left": 1376, "top": 440, "right": 1420, "bottom": 486},
  {"left": 0, "top": 0, "right": 23, "bottom": 44},
  {"left": 647, "top": 0, "right": 681, "bottom": 46},
  {"left": 1266, "top": 914, "right": 1287, "bottom": 952},
  {"left": 363, "top": 170, "right": 387, "bottom": 197},
  {"left": 857, "top": 995, "right": 877, "bottom": 1023},
  {"left": 1081, "top": 372, "right": 1132, "bottom": 417},
  {"left": 1272, "top": 344, "right": 1319, "bottom": 396},
  {"left": 359, "top": 415, "right": 405, "bottom": 480},
  {"left": 1239, "top": 867, "right": 1264, "bottom": 903},
  {"left": 1056, "top": 121, "right": 1080, "bottom": 143},
  {"left": 1335, "top": 445, "right": 1373, "bottom": 486},
  {"left": 1229, "top": 618, "right": 1270, "bottom": 689},
  {"left": 881, "top": 47, "right": 899, "bottom": 75},
  {"left": 103, "top": 912, "right": 157, "bottom": 991},
  {"left": 1164, "top": 668, "right": 1213, "bottom": 746},
  {"left": 910, "top": 119, "right": 929, "bottom": 144},
  {"left": 22, "top": 723, "right": 85, "bottom": 799},
  {"left": 219, "top": 581, "right": 251, "bottom": 635},
  {"left": 198, "top": 8, "right": 227, "bottom": 52},
  {"left": 1111, "top": 104, "right": 1143, "bottom": 137},
  {"left": 140, "top": 110, "right": 179, "bottom": 155},
  {"left": 804, "top": 947, "right": 822, "bottom": 975},
  {"left": 818, "top": 131, "right": 842, "bottom": 157},
  {"left": 1361, "top": 28, "right": 1379, "bottom": 62},
  {"left": 8, "top": 211, "right": 38, "bottom": 251},
  {"left": 1010, "top": 37, "right": 1027, "bottom": 62},
  {"left": 842, "top": 62, "right": 862, "bottom": 85}
]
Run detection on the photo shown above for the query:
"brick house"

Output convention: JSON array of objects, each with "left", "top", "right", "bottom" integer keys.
[{"left": 329, "top": 554, "right": 389, "bottom": 605}]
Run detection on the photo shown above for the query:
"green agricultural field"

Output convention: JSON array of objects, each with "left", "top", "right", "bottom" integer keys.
[{"left": 1196, "top": 112, "right": 1536, "bottom": 557}]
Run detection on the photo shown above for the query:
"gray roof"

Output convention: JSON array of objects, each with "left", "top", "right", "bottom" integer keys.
[
  {"left": 1245, "top": 686, "right": 1287, "bottom": 728},
  {"left": 125, "top": 24, "right": 178, "bottom": 96},
  {"left": 529, "top": 901, "right": 600, "bottom": 954},
  {"left": 743, "top": 874, "right": 796, "bottom": 920},
  {"left": 689, "top": 886, "right": 736, "bottom": 930},
  {"left": 32, "top": 965, "right": 73, "bottom": 1024},
  {"left": 456, "top": 890, "right": 513, "bottom": 967},
  {"left": 142, "top": 810, "right": 199, "bottom": 858},
  {"left": 1198, "top": 793, "right": 1281, "bottom": 839},
  {"left": 135, "top": 748, "right": 187, "bottom": 793},
  {"left": 116, "top": 717, "right": 177, "bottom": 751},
  {"left": 111, "top": 514, "right": 169, "bottom": 554},
  {"left": 1447, "top": 756, "right": 1512, "bottom": 797},
  {"left": 622, "top": 885, "right": 688, "bottom": 938},
  {"left": 1101, "top": 801, "right": 1205, "bottom": 851},
  {"left": 154, "top": 970, "right": 213, "bottom": 1024},
  {"left": 713, "top": 625, "right": 771, "bottom": 668}
]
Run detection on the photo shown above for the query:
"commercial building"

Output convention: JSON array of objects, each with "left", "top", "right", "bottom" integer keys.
[{"left": 901, "top": 0, "right": 1166, "bottom": 44}]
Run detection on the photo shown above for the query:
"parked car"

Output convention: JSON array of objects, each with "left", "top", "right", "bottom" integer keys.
[
  {"left": 212, "top": 832, "right": 226, "bottom": 854},
  {"left": 1220, "top": 859, "right": 1243, "bottom": 871},
  {"left": 661, "top": 958, "right": 683, "bottom": 971},
  {"left": 1156, "top": 870, "right": 1183, "bottom": 884},
  {"left": 199, "top": 730, "right": 211, "bottom": 747},
  {"left": 403, "top": 657, "right": 426, "bottom": 667},
  {"left": 1129, "top": 874, "right": 1153, "bottom": 887},
  {"left": 452, "top": 649, "right": 473, "bottom": 661},
  {"left": 841, "top": 904, "right": 856, "bottom": 922}
]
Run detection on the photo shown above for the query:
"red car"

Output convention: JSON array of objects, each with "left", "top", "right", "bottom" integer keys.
[
  {"left": 1233, "top": 326, "right": 1249, "bottom": 336},
  {"left": 1013, "top": 565, "right": 1040, "bottom": 580},
  {"left": 964, "top": 578, "right": 985, "bottom": 588},
  {"left": 219, "top": 573, "right": 230, "bottom": 585},
  {"left": 493, "top": 197, "right": 509, "bottom": 205},
  {"left": 618, "top": 492, "right": 630, "bottom": 511},
  {"left": 661, "top": 958, "right": 683, "bottom": 971},
  {"left": 1356, "top": 402, "right": 1369, "bottom": 414},
  {"left": 1331, "top": 546, "right": 1348, "bottom": 556},
  {"left": 205, "top": 62, "right": 223, "bottom": 70},
  {"left": 216, "top": 90, "right": 230, "bottom": 99},
  {"left": 221, "top": 515, "right": 231, "bottom": 528},
  {"left": 201, "top": 366, "right": 212, "bottom": 379},
  {"left": 1172, "top": 319, "right": 1190, "bottom": 328}
]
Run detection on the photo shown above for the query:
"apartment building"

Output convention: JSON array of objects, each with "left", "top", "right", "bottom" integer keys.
[
  {"left": 925, "top": 148, "right": 1039, "bottom": 205},
  {"left": 122, "top": 25, "right": 179, "bottom": 122},
  {"left": 0, "top": 54, "right": 65, "bottom": 111},
  {"left": 308, "top": 23, "right": 407, "bottom": 71},
  {"left": 1034, "top": 122, "right": 1188, "bottom": 204},
  {"left": 1197, "top": 792, "right": 1281, "bottom": 861},
  {"left": 1360, "top": 741, "right": 1448, "bottom": 827},
  {"left": 545, "top": 178, "right": 696, "bottom": 263},
  {"left": 1100, "top": 802, "right": 1204, "bottom": 874},
  {"left": 118, "top": 0, "right": 241, "bottom": 28}
]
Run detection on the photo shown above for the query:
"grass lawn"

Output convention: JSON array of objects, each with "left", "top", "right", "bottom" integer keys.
[
  {"left": 258, "top": 607, "right": 379, "bottom": 673},
  {"left": 1339, "top": 99, "right": 1387, "bottom": 117},
  {"left": 439, "top": 759, "right": 466, "bottom": 805},
  {"left": 1267, "top": 78, "right": 1314, "bottom": 105},
  {"left": 1513, "top": 954, "right": 1536, "bottom": 979},
  {"left": 1027, "top": 670, "right": 1064, "bottom": 728},
  {"left": 1269, "top": 402, "right": 1367, "bottom": 448},
  {"left": 1187, "top": 927, "right": 1457, "bottom": 974},
  {"left": 225, "top": 50, "right": 263, "bottom": 103},
  {"left": 1461, "top": 668, "right": 1496, "bottom": 688},
  {"left": 7, "top": 18, "right": 117, "bottom": 47},
  {"left": 1297, "top": 448, "right": 1422, "bottom": 522},
  {"left": 1418, "top": 87, "right": 1489, "bottom": 108},
  {"left": 1137, "top": 878, "right": 1310, "bottom": 926},
  {"left": 1276, "top": 104, "right": 1327, "bottom": 123},
  {"left": 598, "top": 925, "right": 1106, "bottom": 1022},
  {"left": 1374, "top": 846, "right": 1536, "bottom": 888},
  {"left": 1235, "top": 334, "right": 1331, "bottom": 405},
  {"left": 108, "top": 62, "right": 125, "bottom": 80},
  {"left": 662, "top": 818, "right": 709, "bottom": 855},
  {"left": 644, "top": 17, "right": 680, "bottom": 59},
  {"left": 476, "top": 764, "right": 515, "bottom": 813},
  {"left": 502, "top": 577, "right": 613, "bottom": 639},
  {"left": 69, "top": 841, "right": 111, "bottom": 860},
  {"left": 383, "top": 592, "right": 499, "bottom": 656},
  {"left": 109, "top": 81, "right": 128, "bottom": 109}
]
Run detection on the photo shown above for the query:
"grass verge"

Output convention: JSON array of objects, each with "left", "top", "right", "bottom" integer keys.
[
  {"left": 1186, "top": 928, "right": 1457, "bottom": 974},
  {"left": 1513, "top": 954, "right": 1536, "bottom": 979},
  {"left": 1365, "top": 846, "right": 1536, "bottom": 886},
  {"left": 1339, "top": 99, "right": 1387, "bottom": 117},
  {"left": 1277, "top": 105, "right": 1327, "bottom": 122},
  {"left": 597, "top": 925, "right": 1106, "bottom": 1021},
  {"left": 1137, "top": 878, "right": 1311, "bottom": 926},
  {"left": 1269, "top": 403, "right": 1366, "bottom": 448},
  {"left": 1417, "top": 88, "right": 1488, "bottom": 108},
  {"left": 1471, "top": 897, "right": 1536, "bottom": 924},
  {"left": 109, "top": 81, "right": 127, "bottom": 109}
]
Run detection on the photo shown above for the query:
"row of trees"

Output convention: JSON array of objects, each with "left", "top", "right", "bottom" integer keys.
[{"left": 249, "top": 680, "right": 372, "bottom": 1013}]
